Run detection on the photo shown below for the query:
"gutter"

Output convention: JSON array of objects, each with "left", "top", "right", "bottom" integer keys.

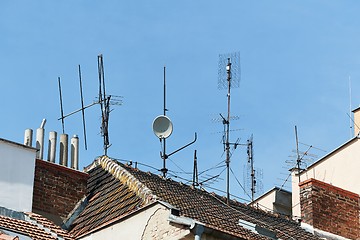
[{"left": 167, "top": 210, "right": 204, "bottom": 240}]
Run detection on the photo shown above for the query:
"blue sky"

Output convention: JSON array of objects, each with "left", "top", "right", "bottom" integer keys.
[{"left": 1, "top": 1, "right": 360, "bottom": 202}]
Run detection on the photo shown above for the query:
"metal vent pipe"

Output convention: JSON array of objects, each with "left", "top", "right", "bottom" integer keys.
[
  {"left": 71, "top": 135, "right": 79, "bottom": 170},
  {"left": 24, "top": 129, "right": 33, "bottom": 147},
  {"left": 59, "top": 134, "right": 69, "bottom": 167},
  {"left": 47, "top": 131, "right": 57, "bottom": 163}
]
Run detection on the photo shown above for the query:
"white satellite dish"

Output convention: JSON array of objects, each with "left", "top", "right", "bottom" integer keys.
[{"left": 152, "top": 115, "right": 173, "bottom": 139}]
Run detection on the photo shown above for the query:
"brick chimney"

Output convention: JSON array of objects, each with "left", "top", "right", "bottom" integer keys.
[
  {"left": 32, "top": 159, "right": 88, "bottom": 226},
  {"left": 299, "top": 178, "right": 359, "bottom": 239}
]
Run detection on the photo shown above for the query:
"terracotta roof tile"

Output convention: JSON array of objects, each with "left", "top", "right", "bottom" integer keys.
[
  {"left": 0, "top": 214, "right": 56, "bottom": 240},
  {"left": 26, "top": 213, "right": 74, "bottom": 240},
  {"left": 70, "top": 157, "right": 322, "bottom": 240},
  {"left": 69, "top": 166, "right": 144, "bottom": 238}
]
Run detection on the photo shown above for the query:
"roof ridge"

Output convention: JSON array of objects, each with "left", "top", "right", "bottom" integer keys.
[{"left": 94, "top": 156, "right": 157, "bottom": 205}]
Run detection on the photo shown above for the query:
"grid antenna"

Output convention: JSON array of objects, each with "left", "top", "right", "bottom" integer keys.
[
  {"left": 217, "top": 51, "right": 246, "bottom": 204},
  {"left": 218, "top": 52, "right": 241, "bottom": 89}
]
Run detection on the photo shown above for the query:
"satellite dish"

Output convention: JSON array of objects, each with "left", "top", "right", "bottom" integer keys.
[{"left": 152, "top": 115, "right": 173, "bottom": 139}]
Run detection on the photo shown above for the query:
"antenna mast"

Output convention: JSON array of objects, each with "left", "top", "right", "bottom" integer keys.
[
  {"left": 58, "top": 55, "right": 122, "bottom": 155},
  {"left": 218, "top": 52, "right": 241, "bottom": 204},
  {"left": 162, "top": 66, "right": 167, "bottom": 177},
  {"left": 58, "top": 77, "right": 65, "bottom": 134},
  {"left": 247, "top": 135, "right": 255, "bottom": 201},
  {"left": 153, "top": 66, "right": 197, "bottom": 178},
  {"left": 295, "top": 126, "right": 301, "bottom": 183},
  {"left": 192, "top": 150, "right": 199, "bottom": 187},
  {"left": 225, "top": 58, "right": 232, "bottom": 204}
]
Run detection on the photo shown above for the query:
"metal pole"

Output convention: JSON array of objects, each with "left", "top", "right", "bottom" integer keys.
[
  {"left": 226, "top": 58, "right": 231, "bottom": 204},
  {"left": 295, "top": 126, "right": 301, "bottom": 183},
  {"left": 162, "top": 66, "right": 167, "bottom": 177},
  {"left": 58, "top": 77, "right": 65, "bottom": 134}
]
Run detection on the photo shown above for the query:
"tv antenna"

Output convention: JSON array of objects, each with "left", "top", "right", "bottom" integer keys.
[
  {"left": 243, "top": 135, "right": 263, "bottom": 201},
  {"left": 218, "top": 51, "right": 243, "bottom": 204},
  {"left": 247, "top": 135, "right": 255, "bottom": 201},
  {"left": 152, "top": 66, "right": 197, "bottom": 177},
  {"left": 57, "top": 54, "right": 122, "bottom": 155},
  {"left": 192, "top": 150, "right": 199, "bottom": 187}
]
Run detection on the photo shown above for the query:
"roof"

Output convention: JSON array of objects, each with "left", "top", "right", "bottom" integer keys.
[
  {"left": 0, "top": 211, "right": 74, "bottom": 240},
  {"left": 70, "top": 156, "right": 321, "bottom": 240}
]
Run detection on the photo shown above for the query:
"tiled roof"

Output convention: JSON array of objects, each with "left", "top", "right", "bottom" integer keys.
[
  {"left": 70, "top": 164, "right": 146, "bottom": 238},
  {"left": 0, "top": 215, "right": 51, "bottom": 240},
  {"left": 0, "top": 211, "right": 73, "bottom": 240},
  {"left": 70, "top": 157, "right": 321, "bottom": 240},
  {"left": 26, "top": 213, "right": 74, "bottom": 240}
]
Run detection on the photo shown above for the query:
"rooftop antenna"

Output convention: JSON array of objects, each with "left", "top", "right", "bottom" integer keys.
[
  {"left": 295, "top": 126, "right": 301, "bottom": 183},
  {"left": 78, "top": 65, "right": 88, "bottom": 150},
  {"left": 192, "top": 150, "right": 199, "bottom": 187},
  {"left": 58, "top": 54, "right": 122, "bottom": 154},
  {"left": 152, "top": 66, "right": 197, "bottom": 177},
  {"left": 98, "top": 54, "right": 111, "bottom": 155},
  {"left": 247, "top": 135, "right": 256, "bottom": 201},
  {"left": 218, "top": 51, "right": 241, "bottom": 204},
  {"left": 58, "top": 77, "right": 65, "bottom": 134}
]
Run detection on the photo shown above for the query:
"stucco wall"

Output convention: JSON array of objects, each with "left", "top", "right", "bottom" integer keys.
[
  {"left": 142, "top": 207, "right": 191, "bottom": 240},
  {"left": 0, "top": 140, "right": 36, "bottom": 212},
  {"left": 79, "top": 203, "right": 192, "bottom": 240}
]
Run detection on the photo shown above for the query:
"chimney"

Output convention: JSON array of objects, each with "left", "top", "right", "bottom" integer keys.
[
  {"left": 299, "top": 179, "right": 360, "bottom": 239},
  {"left": 71, "top": 135, "right": 79, "bottom": 170},
  {"left": 24, "top": 129, "right": 33, "bottom": 146},
  {"left": 47, "top": 131, "right": 57, "bottom": 163},
  {"left": 59, "top": 134, "right": 69, "bottom": 167},
  {"left": 36, "top": 119, "right": 46, "bottom": 159},
  {"left": 352, "top": 107, "right": 360, "bottom": 136}
]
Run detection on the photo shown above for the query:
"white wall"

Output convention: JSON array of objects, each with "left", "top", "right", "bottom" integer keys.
[
  {"left": 79, "top": 203, "right": 192, "bottom": 240},
  {"left": 292, "top": 138, "right": 360, "bottom": 218},
  {"left": 252, "top": 190, "right": 276, "bottom": 212},
  {"left": 0, "top": 139, "right": 36, "bottom": 212}
]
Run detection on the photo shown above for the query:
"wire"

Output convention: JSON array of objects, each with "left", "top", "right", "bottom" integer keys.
[
  {"left": 277, "top": 171, "right": 292, "bottom": 192},
  {"left": 168, "top": 157, "right": 192, "bottom": 176},
  {"left": 198, "top": 160, "right": 225, "bottom": 176},
  {"left": 229, "top": 167, "right": 252, "bottom": 200},
  {"left": 201, "top": 185, "right": 250, "bottom": 202},
  {"left": 167, "top": 172, "right": 193, "bottom": 183}
]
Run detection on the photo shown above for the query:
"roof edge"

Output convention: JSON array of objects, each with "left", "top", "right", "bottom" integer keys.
[
  {"left": 91, "top": 156, "right": 157, "bottom": 205},
  {"left": 0, "top": 138, "right": 37, "bottom": 152},
  {"left": 250, "top": 186, "right": 292, "bottom": 205},
  {"left": 300, "top": 136, "right": 359, "bottom": 173}
]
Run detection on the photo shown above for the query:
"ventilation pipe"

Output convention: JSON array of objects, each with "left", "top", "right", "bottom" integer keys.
[
  {"left": 59, "top": 134, "right": 69, "bottom": 167},
  {"left": 47, "top": 131, "right": 57, "bottom": 163},
  {"left": 71, "top": 135, "right": 79, "bottom": 170},
  {"left": 24, "top": 129, "right": 33, "bottom": 147},
  {"left": 36, "top": 119, "right": 46, "bottom": 159}
]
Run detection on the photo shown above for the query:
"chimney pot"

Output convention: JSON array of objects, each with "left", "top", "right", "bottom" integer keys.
[
  {"left": 47, "top": 131, "right": 57, "bottom": 163},
  {"left": 59, "top": 134, "right": 69, "bottom": 167}
]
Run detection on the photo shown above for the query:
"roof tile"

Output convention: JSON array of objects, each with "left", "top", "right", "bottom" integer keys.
[{"left": 70, "top": 157, "right": 322, "bottom": 240}]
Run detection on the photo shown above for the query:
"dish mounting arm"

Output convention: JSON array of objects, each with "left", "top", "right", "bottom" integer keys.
[{"left": 161, "top": 132, "right": 197, "bottom": 159}]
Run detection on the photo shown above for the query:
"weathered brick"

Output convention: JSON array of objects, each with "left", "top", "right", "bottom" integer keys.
[
  {"left": 299, "top": 178, "right": 359, "bottom": 239},
  {"left": 32, "top": 159, "right": 88, "bottom": 224}
]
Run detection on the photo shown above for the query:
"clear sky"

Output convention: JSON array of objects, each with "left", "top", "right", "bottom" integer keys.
[{"left": 1, "top": 1, "right": 360, "bottom": 202}]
